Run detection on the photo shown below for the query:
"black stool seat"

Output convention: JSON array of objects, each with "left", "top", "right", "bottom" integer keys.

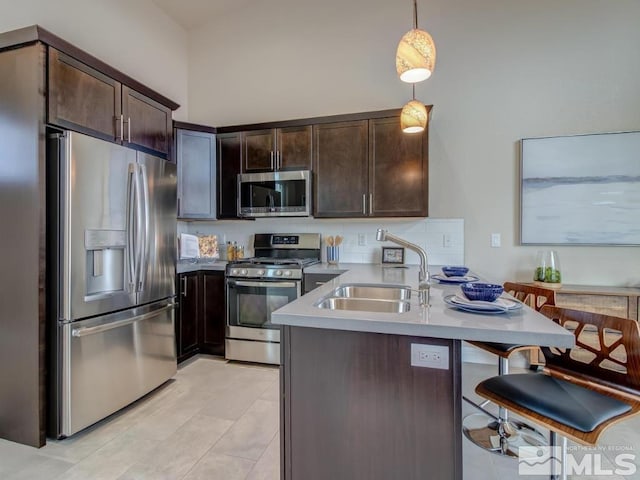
[{"left": 480, "top": 373, "right": 632, "bottom": 433}]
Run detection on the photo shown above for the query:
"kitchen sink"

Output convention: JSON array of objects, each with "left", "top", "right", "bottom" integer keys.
[
  {"left": 316, "top": 297, "right": 411, "bottom": 313},
  {"left": 331, "top": 283, "right": 412, "bottom": 300}
]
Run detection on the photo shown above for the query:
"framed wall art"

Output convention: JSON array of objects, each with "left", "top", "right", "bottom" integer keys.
[
  {"left": 382, "top": 247, "right": 405, "bottom": 264},
  {"left": 520, "top": 131, "right": 640, "bottom": 245}
]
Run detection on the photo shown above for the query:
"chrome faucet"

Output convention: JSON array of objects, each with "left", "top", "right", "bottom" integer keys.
[{"left": 376, "top": 228, "right": 430, "bottom": 306}]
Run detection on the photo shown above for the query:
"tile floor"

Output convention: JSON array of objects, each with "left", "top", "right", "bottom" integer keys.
[{"left": 0, "top": 356, "right": 638, "bottom": 479}]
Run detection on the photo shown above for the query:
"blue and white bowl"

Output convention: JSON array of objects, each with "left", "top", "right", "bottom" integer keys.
[
  {"left": 442, "top": 266, "right": 469, "bottom": 277},
  {"left": 460, "top": 282, "right": 503, "bottom": 302}
]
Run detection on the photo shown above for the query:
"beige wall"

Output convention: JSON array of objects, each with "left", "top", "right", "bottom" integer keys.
[
  {"left": 188, "top": 0, "right": 640, "bottom": 286},
  {"left": 0, "top": 0, "right": 189, "bottom": 119}
]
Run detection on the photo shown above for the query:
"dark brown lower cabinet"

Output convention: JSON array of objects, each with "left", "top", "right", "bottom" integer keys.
[
  {"left": 281, "top": 326, "right": 462, "bottom": 480},
  {"left": 303, "top": 273, "right": 340, "bottom": 294},
  {"left": 201, "top": 271, "right": 226, "bottom": 356},
  {"left": 177, "top": 272, "right": 200, "bottom": 362},
  {"left": 176, "top": 270, "right": 226, "bottom": 363}
]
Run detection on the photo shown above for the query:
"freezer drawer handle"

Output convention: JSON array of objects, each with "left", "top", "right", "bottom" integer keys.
[{"left": 71, "top": 302, "right": 176, "bottom": 337}]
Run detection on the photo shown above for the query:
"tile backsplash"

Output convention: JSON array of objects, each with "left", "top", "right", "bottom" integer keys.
[{"left": 182, "top": 217, "right": 464, "bottom": 266}]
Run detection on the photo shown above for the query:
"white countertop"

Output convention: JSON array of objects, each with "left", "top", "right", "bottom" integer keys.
[
  {"left": 177, "top": 260, "right": 227, "bottom": 274},
  {"left": 272, "top": 263, "right": 575, "bottom": 348}
]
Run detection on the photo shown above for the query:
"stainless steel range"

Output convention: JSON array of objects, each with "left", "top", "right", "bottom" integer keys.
[{"left": 225, "top": 233, "right": 321, "bottom": 364}]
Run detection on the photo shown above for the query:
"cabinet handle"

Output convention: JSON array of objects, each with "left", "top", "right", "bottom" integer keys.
[
  {"left": 120, "top": 114, "right": 124, "bottom": 141},
  {"left": 277, "top": 151, "right": 282, "bottom": 170},
  {"left": 369, "top": 193, "right": 373, "bottom": 215},
  {"left": 127, "top": 117, "right": 131, "bottom": 142},
  {"left": 270, "top": 151, "right": 274, "bottom": 170},
  {"left": 362, "top": 194, "right": 366, "bottom": 215}
]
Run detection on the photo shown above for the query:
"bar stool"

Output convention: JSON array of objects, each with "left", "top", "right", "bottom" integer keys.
[
  {"left": 475, "top": 306, "right": 640, "bottom": 479},
  {"left": 462, "top": 282, "right": 557, "bottom": 456}
]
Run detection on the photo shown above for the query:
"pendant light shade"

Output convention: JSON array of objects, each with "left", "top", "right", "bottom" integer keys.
[
  {"left": 400, "top": 99, "right": 427, "bottom": 133},
  {"left": 396, "top": 28, "right": 436, "bottom": 83},
  {"left": 396, "top": 0, "right": 436, "bottom": 83}
]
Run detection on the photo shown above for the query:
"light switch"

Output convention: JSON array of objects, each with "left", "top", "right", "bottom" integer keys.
[{"left": 491, "top": 233, "right": 501, "bottom": 248}]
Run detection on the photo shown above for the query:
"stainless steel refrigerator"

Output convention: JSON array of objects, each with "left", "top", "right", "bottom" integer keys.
[{"left": 48, "top": 131, "right": 177, "bottom": 439}]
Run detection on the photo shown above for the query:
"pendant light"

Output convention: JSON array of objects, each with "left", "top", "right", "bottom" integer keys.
[
  {"left": 400, "top": 85, "right": 428, "bottom": 133},
  {"left": 396, "top": 0, "right": 436, "bottom": 83}
]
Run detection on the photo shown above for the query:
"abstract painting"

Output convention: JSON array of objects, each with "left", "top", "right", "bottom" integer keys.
[{"left": 520, "top": 131, "right": 640, "bottom": 245}]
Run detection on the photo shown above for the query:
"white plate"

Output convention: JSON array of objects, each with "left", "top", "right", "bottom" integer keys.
[
  {"left": 432, "top": 274, "right": 479, "bottom": 284},
  {"left": 444, "top": 294, "right": 522, "bottom": 314}
]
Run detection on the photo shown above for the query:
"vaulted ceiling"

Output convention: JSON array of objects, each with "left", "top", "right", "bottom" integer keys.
[{"left": 151, "top": 0, "right": 264, "bottom": 29}]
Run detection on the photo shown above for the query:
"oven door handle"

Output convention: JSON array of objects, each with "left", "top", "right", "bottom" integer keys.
[{"left": 231, "top": 280, "right": 298, "bottom": 289}]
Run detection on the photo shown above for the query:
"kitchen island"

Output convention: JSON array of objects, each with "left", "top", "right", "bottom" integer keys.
[{"left": 272, "top": 264, "right": 574, "bottom": 480}]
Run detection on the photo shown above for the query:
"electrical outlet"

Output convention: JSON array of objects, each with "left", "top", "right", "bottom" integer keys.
[
  {"left": 358, "top": 233, "right": 367, "bottom": 246},
  {"left": 443, "top": 234, "right": 452, "bottom": 248},
  {"left": 410, "top": 344, "right": 449, "bottom": 370},
  {"left": 491, "top": 233, "right": 501, "bottom": 248}
]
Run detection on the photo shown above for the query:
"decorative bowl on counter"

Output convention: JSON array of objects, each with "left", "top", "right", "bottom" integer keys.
[
  {"left": 441, "top": 266, "right": 469, "bottom": 277},
  {"left": 460, "top": 282, "right": 503, "bottom": 302}
]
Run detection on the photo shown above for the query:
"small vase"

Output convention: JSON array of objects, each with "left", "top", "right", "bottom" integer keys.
[{"left": 533, "top": 250, "right": 562, "bottom": 288}]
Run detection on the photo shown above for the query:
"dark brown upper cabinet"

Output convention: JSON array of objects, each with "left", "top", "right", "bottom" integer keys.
[
  {"left": 314, "top": 113, "right": 429, "bottom": 218},
  {"left": 122, "top": 86, "right": 172, "bottom": 158},
  {"left": 242, "top": 125, "right": 312, "bottom": 172},
  {"left": 369, "top": 116, "right": 428, "bottom": 217},
  {"left": 217, "top": 132, "right": 242, "bottom": 219},
  {"left": 313, "top": 120, "right": 369, "bottom": 218},
  {"left": 48, "top": 48, "right": 173, "bottom": 159}
]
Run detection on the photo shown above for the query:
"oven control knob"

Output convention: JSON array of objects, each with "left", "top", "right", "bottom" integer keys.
[
  {"left": 241, "top": 269, "right": 248, "bottom": 275},
  {"left": 284, "top": 270, "right": 292, "bottom": 277},
  {"left": 231, "top": 269, "right": 239, "bottom": 275},
  {"left": 275, "top": 270, "right": 283, "bottom": 276},
  {"left": 257, "top": 269, "right": 265, "bottom": 276}
]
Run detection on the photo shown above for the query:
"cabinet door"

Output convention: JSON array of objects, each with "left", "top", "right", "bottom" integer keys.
[
  {"left": 304, "top": 273, "right": 340, "bottom": 294},
  {"left": 313, "top": 121, "right": 368, "bottom": 217},
  {"left": 48, "top": 48, "right": 121, "bottom": 142},
  {"left": 277, "top": 125, "right": 312, "bottom": 170},
  {"left": 177, "top": 129, "right": 216, "bottom": 219},
  {"left": 243, "top": 129, "right": 275, "bottom": 172},
  {"left": 177, "top": 272, "right": 200, "bottom": 362},
  {"left": 202, "top": 271, "right": 226, "bottom": 356},
  {"left": 122, "top": 85, "right": 173, "bottom": 159},
  {"left": 217, "top": 133, "right": 242, "bottom": 218},
  {"left": 369, "top": 117, "right": 428, "bottom": 217}
]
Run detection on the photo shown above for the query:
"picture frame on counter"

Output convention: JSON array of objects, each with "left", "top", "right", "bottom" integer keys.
[{"left": 381, "top": 247, "right": 405, "bottom": 264}]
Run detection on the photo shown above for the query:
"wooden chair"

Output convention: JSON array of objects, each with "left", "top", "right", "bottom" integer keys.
[
  {"left": 475, "top": 306, "right": 640, "bottom": 479},
  {"left": 463, "top": 282, "right": 557, "bottom": 456},
  {"left": 468, "top": 282, "right": 557, "bottom": 367}
]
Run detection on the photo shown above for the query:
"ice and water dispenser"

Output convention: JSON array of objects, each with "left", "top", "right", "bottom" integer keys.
[{"left": 84, "top": 229, "right": 127, "bottom": 297}]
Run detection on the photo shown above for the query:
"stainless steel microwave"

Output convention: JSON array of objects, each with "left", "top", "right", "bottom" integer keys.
[{"left": 237, "top": 170, "right": 311, "bottom": 217}]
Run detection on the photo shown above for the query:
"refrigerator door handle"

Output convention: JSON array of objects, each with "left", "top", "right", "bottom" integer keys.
[
  {"left": 133, "top": 163, "right": 145, "bottom": 292},
  {"left": 126, "top": 163, "right": 137, "bottom": 293},
  {"left": 137, "top": 163, "right": 150, "bottom": 293},
  {"left": 71, "top": 302, "right": 176, "bottom": 337}
]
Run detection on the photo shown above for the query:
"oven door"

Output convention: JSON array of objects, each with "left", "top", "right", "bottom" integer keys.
[{"left": 226, "top": 278, "right": 301, "bottom": 342}]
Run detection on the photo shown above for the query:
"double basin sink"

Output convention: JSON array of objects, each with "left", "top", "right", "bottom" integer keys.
[{"left": 315, "top": 284, "right": 412, "bottom": 313}]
